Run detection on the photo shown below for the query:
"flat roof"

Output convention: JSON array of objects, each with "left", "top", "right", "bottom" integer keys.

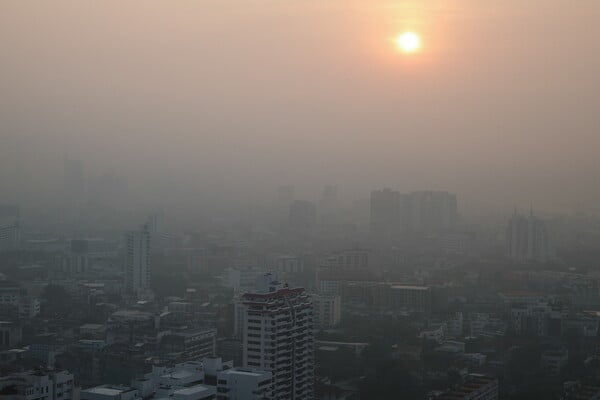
[
  {"left": 173, "top": 384, "right": 214, "bottom": 395},
  {"left": 220, "top": 368, "right": 267, "bottom": 377},
  {"left": 162, "top": 370, "right": 200, "bottom": 380},
  {"left": 83, "top": 386, "right": 135, "bottom": 396},
  {"left": 390, "top": 285, "right": 429, "bottom": 290}
]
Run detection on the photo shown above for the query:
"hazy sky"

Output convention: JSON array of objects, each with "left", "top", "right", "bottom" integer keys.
[{"left": 1, "top": 1, "right": 600, "bottom": 212}]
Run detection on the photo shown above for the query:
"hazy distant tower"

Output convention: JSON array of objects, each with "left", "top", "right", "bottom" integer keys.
[
  {"left": 507, "top": 209, "right": 551, "bottom": 262},
  {"left": 370, "top": 188, "right": 401, "bottom": 239},
  {"left": 276, "top": 185, "right": 295, "bottom": 222},
  {"left": 289, "top": 200, "right": 316, "bottom": 232},
  {"left": 125, "top": 226, "right": 151, "bottom": 294}
]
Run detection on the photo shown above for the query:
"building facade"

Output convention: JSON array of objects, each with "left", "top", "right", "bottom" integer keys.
[
  {"left": 124, "top": 227, "right": 151, "bottom": 294},
  {"left": 240, "top": 275, "right": 314, "bottom": 399}
]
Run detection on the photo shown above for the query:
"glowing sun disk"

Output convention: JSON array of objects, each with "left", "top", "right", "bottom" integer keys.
[{"left": 396, "top": 32, "right": 421, "bottom": 53}]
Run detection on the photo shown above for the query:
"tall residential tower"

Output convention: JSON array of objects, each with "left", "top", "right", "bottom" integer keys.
[
  {"left": 125, "top": 226, "right": 151, "bottom": 295},
  {"left": 240, "top": 274, "right": 314, "bottom": 400}
]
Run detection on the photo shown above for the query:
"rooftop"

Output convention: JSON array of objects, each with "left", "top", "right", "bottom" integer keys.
[{"left": 82, "top": 385, "right": 136, "bottom": 396}]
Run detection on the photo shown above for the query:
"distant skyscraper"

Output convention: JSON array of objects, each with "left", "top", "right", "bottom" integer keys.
[
  {"left": 370, "top": 188, "right": 401, "bottom": 239},
  {"left": 240, "top": 274, "right": 314, "bottom": 400},
  {"left": 319, "top": 185, "right": 339, "bottom": 224},
  {"left": 289, "top": 200, "right": 316, "bottom": 232},
  {"left": 0, "top": 205, "right": 20, "bottom": 251},
  {"left": 125, "top": 226, "right": 151, "bottom": 294},
  {"left": 370, "top": 189, "right": 458, "bottom": 237},
  {"left": 506, "top": 209, "right": 552, "bottom": 262},
  {"left": 406, "top": 191, "right": 458, "bottom": 234},
  {"left": 146, "top": 210, "right": 166, "bottom": 251},
  {"left": 277, "top": 185, "right": 295, "bottom": 220},
  {"left": 63, "top": 158, "right": 84, "bottom": 202}
]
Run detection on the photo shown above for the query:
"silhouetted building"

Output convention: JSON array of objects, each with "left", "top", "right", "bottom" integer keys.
[
  {"left": 125, "top": 226, "right": 151, "bottom": 295},
  {"left": 0, "top": 205, "right": 20, "bottom": 251},
  {"left": 319, "top": 185, "right": 339, "bottom": 224},
  {"left": 406, "top": 191, "right": 458, "bottom": 234},
  {"left": 506, "top": 210, "right": 552, "bottom": 262},
  {"left": 289, "top": 200, "right": 316, "bottom": 232},
  {"left": 277, "top": 185, "right": 295, "bottom": 221},
  {"left": 370, "top": 188, "right": 401, "bottom": 239}
]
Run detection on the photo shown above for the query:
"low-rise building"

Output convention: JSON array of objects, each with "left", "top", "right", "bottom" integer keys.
[
  {"left": 432, "top": 374, "right": 498, "bottom": 400},
  {"left": 216, "top": 367, "right": 272, "bottom": 400},
  {"left": 0, "top": 370, "right": 75, "bottom": 400},
  {"left": 80, "top": 385, "right": 137, "bottom": 400}
]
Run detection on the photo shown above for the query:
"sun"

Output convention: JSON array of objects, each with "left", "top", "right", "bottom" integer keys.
[{"left": 396, "top": 32, "right": 421, "bottom": 53}]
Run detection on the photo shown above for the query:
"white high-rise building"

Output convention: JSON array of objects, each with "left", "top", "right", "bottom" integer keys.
[
  {"left": 240, "top": 274, "right": 314, "bottom": 400},
  {"left": 125, "top": 226, "right": 151, "bottom": 294}
]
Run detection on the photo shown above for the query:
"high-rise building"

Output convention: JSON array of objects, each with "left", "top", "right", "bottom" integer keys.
[
  {"left": 405, "top": 191, "right": 458, "bottom": 234},
  {"left": 506, "top": 210, "right": 552, "bottom": 262},
  {"left": 327, "top": 247, "right": 371, "bottom": 271},
  {"left": 311, "top": 294, "right": 341, "bottom": 330},
  {"left": 240, "top": 274, "right": 314, "bottom": 400},
  {"left": 276, "top": 185, "right": 295, "bottom": 221},
  {"left": 125, "top": 226, "right": 151, "bottom": 294},
  {"left": 288, "top": 200, "right": 316, "bottom": 232},
  {"left": 370, "top": 188, "right": 401, "bottom": 239},
  {"left": 319, "top": 185, "right": 339, "bottom": 224},
  {"left": 0, "top": 222, "right": 20, "bottom": 252},
  {"left": 0, "top": 205, "right": 20, "bottom": 251}
]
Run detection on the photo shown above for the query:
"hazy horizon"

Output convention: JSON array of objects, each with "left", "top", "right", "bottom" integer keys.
[{"left": 2, "top": 1, "right": 600, "bottom": 215}]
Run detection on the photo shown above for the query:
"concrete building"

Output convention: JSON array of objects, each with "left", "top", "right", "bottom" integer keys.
[
  {"left": 389, "top": 285, "right": 431, "bottom": 312},
  {"left": 507, "top": 210, "right": 552, "bottom": 262},
  {"left": 432, "top": 374, "right": 498, "bottom": 400},
  {"left": 0, "top": 204, "right": 20, "bottom": 251},
  {"left": 80, "top": 385, "right": 137, "bottom": 400},
  {"left": 130, "top": 357, "right": 269, "bottom": 400},
  {"left": 240, "top": 274, "right": 314, "bottom": 399},
  {"left": 406, "top": 191, "right": 458, "bottom": 234},
  {"left": 0, "top": 221, "right": 20, "bottom": 251},
  {"left": 125, "top": 227, "right": 151, "bottom": 295},
  {"left": 370, "top": 188, "right": 401, "bottom": 240},
  {"left": 312, "top": 294, "right": 341, "bottom": 330},
  {"left": 225, "top": 266, "right": 263, "bottom": 294},
  {"left": 0, "top": 370, "right": 75, "bottom": 400},
  {"left": 216, "top": 368, "right": 273, "bottom": 400},
  {"left": 289, "top": 201, "right": 317, "bottom": 232},
  {"left": 0, "top": 321, "right": 23, "bottom": 349},
  {"left": 541, "top": 348, "right": 569, "bottom": 376},
  {"left": 327, "top": 247, "right": 370, "bottom": 271},
  {"left": 172, "top": 385, "right": 215, "bottom": 400},
  {"left": 160, "top": 328, "right": 217, "bottom": 361}
]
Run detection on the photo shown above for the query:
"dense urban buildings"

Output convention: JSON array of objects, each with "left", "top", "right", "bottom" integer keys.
[{"left": 1, "top": 2, "right": 599, "bottom": 398}]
